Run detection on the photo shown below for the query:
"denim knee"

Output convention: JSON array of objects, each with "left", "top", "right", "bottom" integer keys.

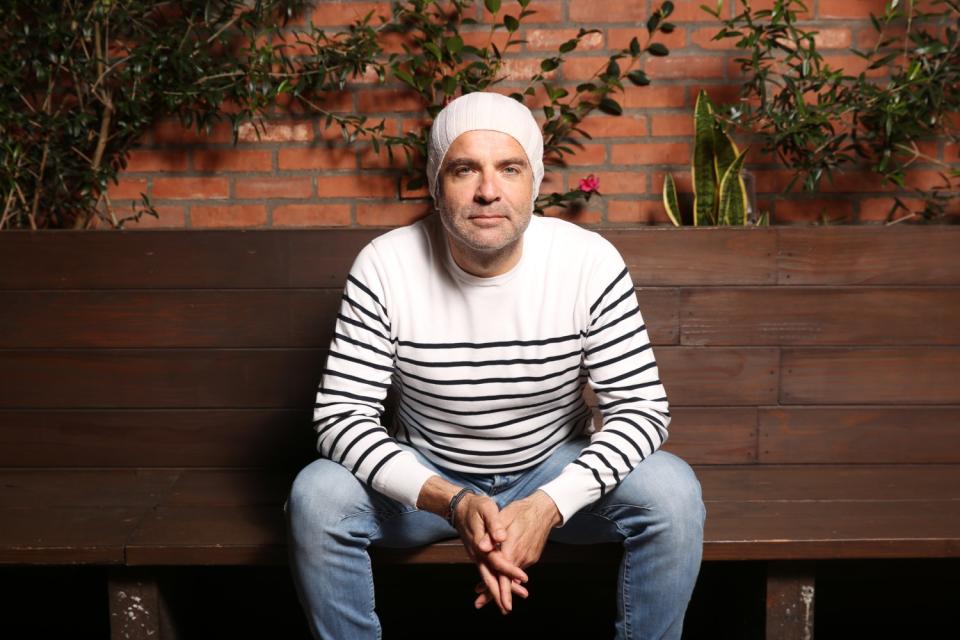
[
  {"left": 286, "top": 457, "right": 370, "bottom": 535},
  {"left": 616, "top": 451, "right": 707, "bottom": 538}
]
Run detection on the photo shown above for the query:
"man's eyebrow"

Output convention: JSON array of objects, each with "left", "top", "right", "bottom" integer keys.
[{"left": 444, "top": 156, "right": 529, "bottom": 169}]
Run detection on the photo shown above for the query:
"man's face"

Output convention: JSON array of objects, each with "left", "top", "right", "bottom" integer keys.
[{"left": 436, "top": 129, "right": 534, "bottom": 255}]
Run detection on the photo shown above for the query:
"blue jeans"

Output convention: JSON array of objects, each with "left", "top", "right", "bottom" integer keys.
[{"left": 284, "top": 437, "right": 706, "bottom": 639}]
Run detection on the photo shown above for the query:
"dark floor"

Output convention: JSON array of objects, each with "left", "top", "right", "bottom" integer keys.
[{"left": 0, "top": 559, "right": 957, "bottom": 638}]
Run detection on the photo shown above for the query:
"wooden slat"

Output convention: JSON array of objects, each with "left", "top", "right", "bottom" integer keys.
[
  {"left": 659, "top": 408, "right": 758, "bottom": 464},
  {"left": 0, "top": 469, "right": 178, "bottom": 506},
  {"left": 125, "top": 505, "right": 287, "bottom": 566},
  {"left": 778, "top": 227, "right": 960, "bottom": 286},
  {"left": 0, "top": 230, "right": 381, "bottom": 289},
  {"left": 0, "top": 290, "right": 342, "bottom": 348},
  {"left": 0, "top": 349, "right": 324, "bottom": 408},
  {"left": 0, "top": 287, "right": 678, "bottom": 349},
  {"left": 660, "top": 347, "right": 780, "bottom": 405},
  {"left": 0, "top": 410, "right": 315, "bottom": 468},
  {"left": 681, "top": 287, "right": 960, "bottom": 346},
  {"left": 759, "top": 407, "right": 960, "bottom": 464},
  {"left": 702, "top": 499, "right": 960, "bottom": 560},
  {"left": 696, "top": 465, "right": 960, "bottom": 501},
  {"left": 608, "top": 227, "right": 778, "bottom": 285},
  {"left": 0, "top": 507, "right": 146, "bottom": 564},
  {"left": 781, "top": 348, "right": 960, "bottom": 404}
]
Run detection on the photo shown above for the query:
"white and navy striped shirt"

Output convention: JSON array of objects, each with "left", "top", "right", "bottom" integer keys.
[{"left": 313, "top": 213, "right": 670, "bottom": 525}]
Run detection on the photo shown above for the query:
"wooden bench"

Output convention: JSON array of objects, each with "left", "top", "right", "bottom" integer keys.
[{"left": 2, "top": 225, "right": 958, "bottom": 639}]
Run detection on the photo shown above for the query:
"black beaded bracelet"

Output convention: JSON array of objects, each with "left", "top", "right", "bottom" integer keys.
[{"left": 447, "top": 487, "right": 476, "bottom": 528}]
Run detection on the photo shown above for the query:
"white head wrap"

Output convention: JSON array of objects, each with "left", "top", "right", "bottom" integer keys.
[{"left": 426, "top": 92, "right": 544, "bottom": 206}]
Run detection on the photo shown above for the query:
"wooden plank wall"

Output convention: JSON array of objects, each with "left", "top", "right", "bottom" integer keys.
[{"left": 1, "top": 225, "right": 958, "bottom": 469}]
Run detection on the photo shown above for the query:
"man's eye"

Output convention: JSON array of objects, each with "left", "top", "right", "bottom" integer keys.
[
  {"left": 504, "top": 166, "right": 520, "bottom": 174},
  {"left": 454, "top": 166, "right": 472, "bottom": 175}
]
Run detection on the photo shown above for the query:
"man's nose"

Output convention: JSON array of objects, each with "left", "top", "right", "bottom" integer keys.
[{"left": 474, "top": 169, "right": 500, "bottom": 203}]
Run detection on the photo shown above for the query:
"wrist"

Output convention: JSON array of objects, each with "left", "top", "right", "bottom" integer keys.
[{"left": 533, "top": 490, "right": 563, "bottom": 528}]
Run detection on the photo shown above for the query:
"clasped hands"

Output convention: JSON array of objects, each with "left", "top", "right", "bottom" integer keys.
[{"left": 451, "top": 490, "right": 562, "bottom": 616}]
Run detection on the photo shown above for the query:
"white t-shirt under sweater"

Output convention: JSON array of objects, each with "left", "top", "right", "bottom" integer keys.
[{"left": 313, "top": 212, "right": 671, "bottom": 526}]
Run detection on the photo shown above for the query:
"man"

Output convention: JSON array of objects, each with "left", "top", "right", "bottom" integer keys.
[{"left": 285, "top": 91, "right": 706, "bottom": 639}]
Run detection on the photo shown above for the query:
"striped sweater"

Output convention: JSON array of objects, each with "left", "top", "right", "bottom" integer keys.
[{"left": 312, "top": 212, "right": 671, "bottom": 525}]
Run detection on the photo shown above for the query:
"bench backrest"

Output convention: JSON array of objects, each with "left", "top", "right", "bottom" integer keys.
[{"left": 2, "top": 225, "right": 958, "bottom": 470}]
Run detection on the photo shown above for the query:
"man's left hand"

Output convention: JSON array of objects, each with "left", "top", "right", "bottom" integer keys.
[{"left": 473, "top": 489, "right": 562, "bottom": 611}]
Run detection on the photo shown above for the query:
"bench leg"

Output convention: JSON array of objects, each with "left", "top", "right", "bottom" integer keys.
[
  {"left": 765, "top": 561, "right": 815, "bottom": 640},
  {"left": 108, "top": 568, "right": 177, "bottom": 640}
]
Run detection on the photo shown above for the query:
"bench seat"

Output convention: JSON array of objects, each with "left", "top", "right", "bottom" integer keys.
[{"left": 4, "top": 465, "right": 958, "bottom": 566}]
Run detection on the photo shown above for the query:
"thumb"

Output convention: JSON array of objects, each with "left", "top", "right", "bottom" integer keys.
[{"left": 479, "top": 501, "right": 508, "bottom": 544}]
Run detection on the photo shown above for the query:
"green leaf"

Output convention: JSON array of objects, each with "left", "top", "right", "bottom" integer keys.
[
  {"left": 663, "top": 173, "right": 682, "bottom": 227},
  {"left": 606, "top": 59, "right": 621, "bottom": 77},
  {"left": 692, "top": 90, "right": 717, "bottom": 226},
  {"left": 627, "top": 70, "right": 650, "bottom": 86},
  {"left": 599, "top": 97, "right": 622, "bottom": 115},
  {"left": 424, "top": 42, "right": 443, "bottom": 62},
  {"left": 446, "top": 35, "right": 464, "bottom": 55},
  {"left": 485, "top": 0, "right": 502, "bottom": 14},
  {"left": 647, "top": 43, "right": 669, "bottom": 56},
  {"left": 504, "top": 15, "right": 519, "bottom": 32},
  {"left": 559, "top": 39, "right": 578, "bottom": 54},
  {"left": 541, "top": 58, "right": 559, "bottom": 72},
  {"left": 629, "top": 37, "right": 641, "bottom": 56},
  {"left": 717, "top": 150, "right": 749, "bottom": 226}
]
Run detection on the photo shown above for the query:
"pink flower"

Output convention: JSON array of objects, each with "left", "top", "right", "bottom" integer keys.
[{"left": 578, "top": 174, "right": 600, "bottom": 194}]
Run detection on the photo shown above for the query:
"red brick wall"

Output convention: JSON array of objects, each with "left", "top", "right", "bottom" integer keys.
[{"left": 120, "top": 0, "right": 959, "bottom": 229}]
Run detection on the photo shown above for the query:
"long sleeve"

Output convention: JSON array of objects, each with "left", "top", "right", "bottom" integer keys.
[
  {"left": 537, "top": 235, "right": 671, "bottom": 526},
  {"left": 313, "top": 242, "right": 437, "bottom": 507}
]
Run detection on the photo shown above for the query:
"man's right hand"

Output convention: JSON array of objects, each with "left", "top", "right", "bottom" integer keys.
[
  {"left": 416, "top": 476, "right": 528, "bottom": 614},
  {"left": 452, "top": 493, "right": 529, "bottom": 614}
]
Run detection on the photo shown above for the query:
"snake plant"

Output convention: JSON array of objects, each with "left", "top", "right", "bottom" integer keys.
[{"left": 663, "top": 90, "right": 750, "bottom": 226}]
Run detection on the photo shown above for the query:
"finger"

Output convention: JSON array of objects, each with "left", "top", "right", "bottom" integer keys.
[
  {"left": 476, "top": 562, "right": 506, "bottom": 615},
  {"left": 474, "top": 579, "right": 528, "bottom": 610},
  {"left": 485, "top": 549, "right": 528, "bottom": 583},
  {"left": 499, "top": 573, "right": 512, "bottom": 613},
  {"left": 478, "top": 501, "right": 508, "bottom": 544}
]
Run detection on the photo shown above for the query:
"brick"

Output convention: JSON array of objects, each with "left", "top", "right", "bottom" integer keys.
[
  {"left": 192, "top": 150, "right": 273, "bottom": 172},
  {"left": 621, "top": 85, "right": 687, "bottom": 109},
  {"left": 607, "top": 28, "right": 686, "bottom": 52},
  {"left": 651, "top": 113, "right": 693, "bottom": 136},
  {"left": 822, "top": 54, "right": 888, "bottom": 79},
  {"left": 273, "top": 204, "right": 351, "bottom": 227},
  {"left": 775, "top": 198, "right": 855, "bottom": 223},
  {"left": 123, "top": 205, "right": 186, "bottom": 229},
  {"left": 478, "top": 1, "right": 563, "bottom": 23},
  {"left": 235, "top": 177, "right": 314, "bottom": 199},
  {"left": 358, "top": 89, "right": 424, "bottom": 113},
  {"left": 152, "top": 120, "right": 233, "bottom": 145},
  {"left": 569, "top": 0, "right": 645, "bottom": 22},
  {"left": 744, "top": 0, "right": 813, "bottom": 18},
  {"left": 607, "top": 199, "right": 671, "bottom": 224},
  {"left": 153, "top": 177, "right": 229, "bottom": 200},
  {"left": 191, "top": 204, "right": 267, "bottom": 228},
  {"left": 279, "top": 147, "right": 357, "bottom": 170},
  {"left": 501, "top": 57, "right": 556, "bottom": 82},
  {"left": 859, "top": 197, "right": 926, "bottom": 222},
  {"left": 810, "top": 27, "right": 854, "bottom": 50},
  {"left": 309, "top": 2, "right": 391, "bottom": 27},
  {"left": 661, "top": 1, "right": 730, "bottom": 22},
  {"left": 549, "top": 143, "right": 606, "bottom": 166},
  {"left": 356, "top": 202, "right": 431, "bottom": 226},
  {"left": 460, "top": 29, "right": 512, "bottom": 51},
  {"left": 690, "top": 28, "right": 739, "bottom": 51},
  {"left": 238, "top": 121, "right": 313, "bottom": 143},
  {"left": 905, "top": 170, "right": 956, "bottom": 191},
  {"left": 611, "top": 142, "right": 691, "bottom": 165},
  {"left": 542, "top": 205, "right": 602, "bottom": 225},
  {"left": 563, "top": 56, "right": 624, "bottom": 81},
  {"left": 108, "top": 178, "right": 147, "bottom": 201},
  {"left": 358, "top": 145, "right": 419, "bottom": 170},
  {"left": 125, "top": 150, "right": 188, "bottom": 173},
  {"left": 646, "top": 55, "right": 726, "bottom": 79},
  {"left": 578, "top": 115, "right": 647, "bottom": 138},
  {"left": 525, "top": 29, "right": 604, "bottom": 52},
  {"left": 818, "top": 0, "right": 887, "bottom": 19},
  {"left": 590, "top": 171, "right": 647, "bottom": 195},
  {"left": 317, "top": 174, "right": 396, "bottom": 198}
]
